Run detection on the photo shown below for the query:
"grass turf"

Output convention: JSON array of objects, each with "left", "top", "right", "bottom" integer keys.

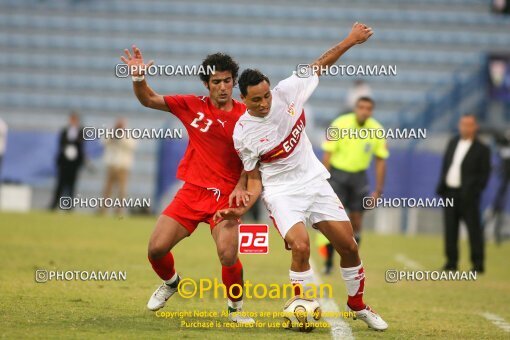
[{"left": 0, "top": 211, "right": 509, "bottom": 339}]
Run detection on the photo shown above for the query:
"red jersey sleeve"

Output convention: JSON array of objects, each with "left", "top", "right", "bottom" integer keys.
[{"left": 163, "top": 94, "right": 199, "bottom": 119}]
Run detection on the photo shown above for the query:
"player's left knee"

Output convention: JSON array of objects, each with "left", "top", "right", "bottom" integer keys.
[
  {"left": 218, "top": 246, "right": 238, "bottom": 267},
  {"left": 338, "top": 239, "right": 358, "bottom": 257},
  {"left": 147, "top": 242, "right": 168, "bottom": 260},
  {"left": 290, "top": 240, "right": 311, "bottom": 261},
  {"left": 295, "top": 242, "right": 310, "bottom": 256}
]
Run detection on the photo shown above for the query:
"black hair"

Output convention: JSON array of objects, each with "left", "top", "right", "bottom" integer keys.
[
  {"left": 356, "top": 96, "right": 375, "bottom": 107},
  {"left": 238, "top": 69, "right": 270, "bottom": 96},
  {"left": 199, "top": 53, "right": 239, "bottom": 85}
]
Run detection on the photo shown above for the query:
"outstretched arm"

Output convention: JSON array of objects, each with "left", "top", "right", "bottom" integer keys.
[
  {"left": 310, "top": 22, "right": 373, "bottom": 76},
  {"left": 120, "top": 45, "right": 168, "bottom": 111},
  {"left": 214, "top": 166, "right": 263, "bottom": 223},
  {"left": 322, "top": 151, "right": 332, "bottom": 171},
  {"left": 371, "top": 157, "right": 386, "bottom": 200},
  {"left": 228, "top": 170, "right": 254, "bottom": 207}
]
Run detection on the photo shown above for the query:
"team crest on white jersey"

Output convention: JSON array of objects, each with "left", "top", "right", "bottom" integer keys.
[{"left": 287, "top": 102, "right": 296, "bottom": 116}]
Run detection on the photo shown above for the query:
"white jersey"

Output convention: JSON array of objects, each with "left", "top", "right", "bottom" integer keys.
[{"left": 233, "top": 72, "right": 330, "bottom": 197}]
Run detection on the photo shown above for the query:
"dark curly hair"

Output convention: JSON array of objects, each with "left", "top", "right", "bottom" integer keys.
[
  {"left": 238, "top": 69, "right": 270, "bottom": 96},
  {"left": 199, "top": 53, "right": 239, "bottom": 85}
]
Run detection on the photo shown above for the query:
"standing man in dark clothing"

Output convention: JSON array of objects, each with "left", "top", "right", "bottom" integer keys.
[
  {"left": 322, "top": 97, "right": 389, "bottom": 246},
  {"left": 50, "top": 112, "right": 85, "bottom": 210},
  {"left": 436, "top": 114, "right": 491, "bottom": 273},
  {"left": 321, "top": 97, "right": 388, "bottom": 275}
]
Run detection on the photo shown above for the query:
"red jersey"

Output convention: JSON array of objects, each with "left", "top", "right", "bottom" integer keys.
[{"left": 164, "top": 94, "right": 245, "bottom": 194}]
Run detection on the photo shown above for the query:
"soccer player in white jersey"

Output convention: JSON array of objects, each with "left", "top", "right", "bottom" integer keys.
[{"left": 214, "top": 22, "right": 388, "bottom": 331}]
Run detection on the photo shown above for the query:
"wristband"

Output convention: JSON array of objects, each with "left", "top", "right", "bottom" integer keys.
[{"left": 132, "top": 75, "right": 145, "bottom": 82}]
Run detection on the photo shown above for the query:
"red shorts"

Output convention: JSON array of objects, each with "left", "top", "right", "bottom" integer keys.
[{"left": 162, "top": 182, "right": 231, "bottom": 234}]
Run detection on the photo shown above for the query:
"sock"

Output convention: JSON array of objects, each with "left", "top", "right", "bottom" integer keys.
[
  {"left": 222, "top": 258, "right": 244, "bottom": 309},
  {"left": 227, "top": 299, "right": 243, "bottom": 312},
  {"left": 341, "top": 262, "right": 366, "bottom": 311},
  {"left": 165, "top": 272, "right": 179, "bottom": 288},
  {"left": 289, "top": 268, "right": 315, "bottom": 296},
  {"left": 148, "top": 252, "right": 175, "bottom": 281}
]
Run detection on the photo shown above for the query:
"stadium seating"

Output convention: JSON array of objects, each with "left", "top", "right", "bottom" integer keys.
[
  {"left": 2, "top": 0, "right": 508, "bottom": 123},
  {"left": 1, "top": 0, "right": 508, "bottom": 208}
]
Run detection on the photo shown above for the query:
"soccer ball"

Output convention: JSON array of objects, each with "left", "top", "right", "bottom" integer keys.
[{"left": 282, "top": 296, "right": 322, "bottom": 332}]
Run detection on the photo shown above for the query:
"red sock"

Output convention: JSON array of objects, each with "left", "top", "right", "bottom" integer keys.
[
  {"left": 148, "top": 252, "right": 175, "bottom": 281},
  {"left": 290, "top": 269, "right": 314, "bottom": 297},
  {"left": 222, "top": 259, "right": 243, "bottom": 302},
  {"left": 347, "top": 267, "right": 366, "bottom": 311},
  {"left": 292, "top": 283, "right": 303, "bottom": 296}
]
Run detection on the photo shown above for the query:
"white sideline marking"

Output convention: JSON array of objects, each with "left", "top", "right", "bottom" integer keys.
[
  {"left": 394, "top": 253, "right": 424, "bottom": 270},
  {"left": 310, "top": 260, "right": 354, "bottom": 340},
  {"left": 481, "top": 312, "right": 510, "bottom": 333}
]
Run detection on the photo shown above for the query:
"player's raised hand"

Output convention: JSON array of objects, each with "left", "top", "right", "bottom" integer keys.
[
  {"left": 120, "top": 45, "right": 154, "bottom": 77},
  {"left": 347, "top": 22, "right": 373, "bottom": 45}
]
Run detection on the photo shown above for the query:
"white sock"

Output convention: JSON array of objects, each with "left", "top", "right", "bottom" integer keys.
[
  {"left": 289, "top": 268, "right": 315, "bottom": 295},
  {"left": 340, "top": 262, "right": 364, "bottom": 296},
  {"left": 228, "top": 299, "right": 243, "bottom": 310},
  {"left": 164, "top": 272, "right": 178, "bottom": 286}
]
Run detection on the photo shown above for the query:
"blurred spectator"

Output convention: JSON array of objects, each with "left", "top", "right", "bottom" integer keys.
[
  {"left": 491, "top": 129, "right": 510, "bottom": 216},
  {"left": 436, "top": 114, "right": 491, "bottom": 273},
  {"left": 315, "top": 233, "right": 334, "bottom": 275},
  {"left": 49, "top": 112, "right": 85, "bottom": 210},
  {"left": 345, "top": 79, "right": 372, "bottom": 112},
  {"left": 101, "top": 118, "right": 136, "bottom": 215},
  {"left": 493, "top": 0, "right": 510, "bottom": 14},
  {"left": 484, "top": 129, "right": 510, "bottom": 244},
  {"left": 0, "top": 117, "right": 7, "bottom": 181},
  {"left": 321, "top": 97, "right": 389, "bottom": 273}
]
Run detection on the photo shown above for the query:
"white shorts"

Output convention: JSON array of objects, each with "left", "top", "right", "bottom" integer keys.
[{"left": 262, "top": 178, "right": 350, "bottom": 238}]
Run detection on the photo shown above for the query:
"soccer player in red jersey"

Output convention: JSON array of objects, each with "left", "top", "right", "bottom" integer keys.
[{"left": 120, "top": 46, "right": 254, "bottom": 323}]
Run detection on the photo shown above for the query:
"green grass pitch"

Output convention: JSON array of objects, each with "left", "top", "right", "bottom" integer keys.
[{"left": 1, "top": 211, "right": 509, "bottom": 339}]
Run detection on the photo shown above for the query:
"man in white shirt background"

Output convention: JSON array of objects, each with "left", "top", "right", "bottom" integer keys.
[
  {"left": 101, "top": 118, "right": 137, "bottom": 216},
  {"left": 0, "top": 116, "right": 7, "bottom": 206},
  {"left": 436, "top": 114, "right": 491, "bottom": 273},
  {"left": 0, "top": 117, "right": 7, "bottom": 182},
  {"left": 344, "top": 79, "right": 372, "bottom": 112}
]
